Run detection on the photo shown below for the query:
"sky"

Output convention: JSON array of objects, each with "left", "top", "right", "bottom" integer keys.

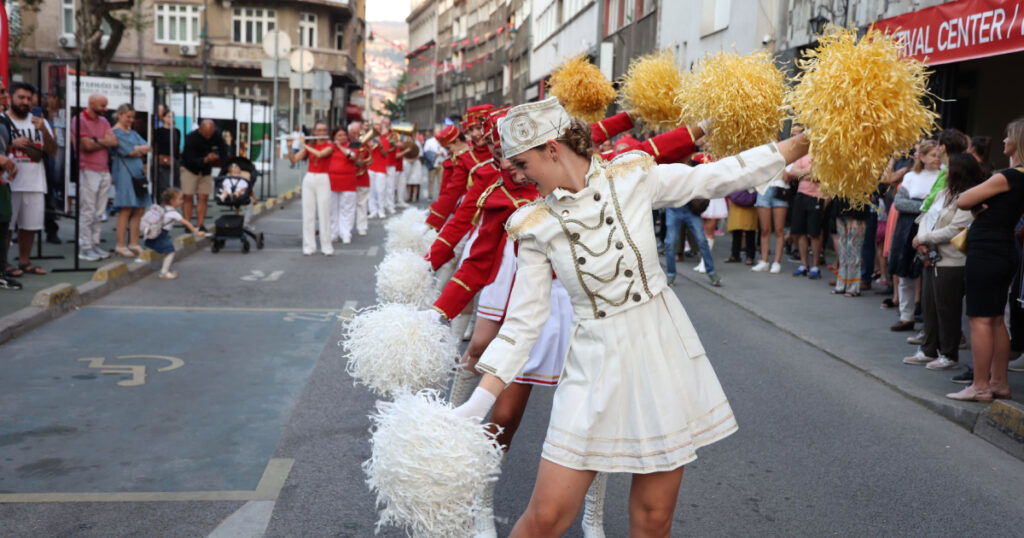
[{"left": 366, "top": 0, "right": 412, "bottom": 23}]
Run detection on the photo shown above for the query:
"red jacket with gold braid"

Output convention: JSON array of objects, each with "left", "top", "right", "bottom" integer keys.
[
  {"left": 590, "top": 112, "right": 633, "bottom": 145},
  {"left": 431, "top": 164, "right": 539, "bottom": 320},
  {"left": 425, "top": 144, "right": 492, "bottom": 230},
  {"left": 598, "top": 125, "right": 699, "bottom": 164}
]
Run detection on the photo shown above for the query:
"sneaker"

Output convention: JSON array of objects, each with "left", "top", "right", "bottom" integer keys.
[
  {"left": 666, "top": 274, "right": 676, "bottom": 286},
  {"left": 793, "top": 265, "right": 808, "bottom": 277},
  {"left": 751, "top": 261, "right": 770, "bottom": 272},
  {"left": 906, "top": 331, "right": 925, "bottom": 346},
  {"left": 808, "top": 266, "right": 822, "bottom": 279},
  {"left": 951, "top": 368, "right": 973, "bottom": 384},
  {"left": 357, "top": 230, "right": 367, "bottom": 236},
  {"left": 78, "top": 249, "right": 101, "bottom": 262},
  {"left": 770, "top": 262, "right": 782, "bottom": 274},
  {"left": 708, "top": 272, "right": 722, "bottom": 287},
  {"left": 1009, "top": 354, "right": 1024, "bottom": 372},
  {"left": 693, "top": 260, "right": 706, "bottom": 274},
  {"left": 926, "top": 357, "right": 959, "bottom": 370},
  {"left": 902, "top": 350, "right": 933, "bottom": 365},
  {"left": 91, "top": 247, "right": 112, "bottom": 259},
  {"left": 0, "top": 272, "right": 23, "bottom": 290}
]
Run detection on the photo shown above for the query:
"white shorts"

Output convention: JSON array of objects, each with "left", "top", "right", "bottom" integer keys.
[
  {"left": 476, "top": 241, "right": 516, "bottom": 322},
  {"left": 9, "top": 191, "right": 45, "bottom": 231},
  {"left": 515, "top": 279, "right": 573, "bottom": 386}
]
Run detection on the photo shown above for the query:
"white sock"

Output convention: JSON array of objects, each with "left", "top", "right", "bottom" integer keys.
[{"left": 161, "top": 252, "right": 175, "bottom": 274}]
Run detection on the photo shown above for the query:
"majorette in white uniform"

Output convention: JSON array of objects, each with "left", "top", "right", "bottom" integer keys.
[{"left": 477, "top": 97, "right": 786, "bottom": 472}]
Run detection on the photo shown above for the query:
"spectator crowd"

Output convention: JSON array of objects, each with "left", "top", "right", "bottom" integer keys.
[{"left": 651, "top": 120, "right": 1024, "bottom": 402}]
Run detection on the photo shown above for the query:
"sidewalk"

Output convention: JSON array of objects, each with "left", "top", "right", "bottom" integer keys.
[
  {"left": 677, "top": 241, "right": 1023, "bottom": 438},
  {"left": 0, "top": 159, "right": 303, "bottom": 319}
]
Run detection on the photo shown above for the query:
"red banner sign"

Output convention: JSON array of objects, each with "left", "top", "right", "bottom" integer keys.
[
  {"left": 874, "top": 0, "right": 1024, "bottom": 65},
  {"left": 0, "top": 2, "right": 9, "bottom": 87}
]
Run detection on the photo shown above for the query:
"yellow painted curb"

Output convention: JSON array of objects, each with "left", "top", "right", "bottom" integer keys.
[
  {"left": 265, "top": 198, "right": 277, "bottom": 209},
  {"left": 173, "top": 234, "right": 196, "bottom": 249},
  {"left": 91, "top": 261, "right": 128, "bottom": 282},
  {"left": 31, "top": 283, "right": 80, "bottom": 308},
  {"left": 138, "top": 249, "right": 164, "bottom": 262},
  {"left": 253, "top": 202, "right": 266, "bottom": 212}
]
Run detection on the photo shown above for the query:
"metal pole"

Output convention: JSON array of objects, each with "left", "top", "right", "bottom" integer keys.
[
  {"left": 55, "top": 59, "right": 87, "bottom": 272},
  {"left": 271, "top": 31, "right": 280, "bottom": 204},
  {"left": 202, "top": 0, "right": 210, "bottom": 92}
]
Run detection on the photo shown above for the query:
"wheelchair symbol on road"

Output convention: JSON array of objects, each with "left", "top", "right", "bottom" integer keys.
[{"left": 77, "top": 355, "right": 185, "bottom": 387}]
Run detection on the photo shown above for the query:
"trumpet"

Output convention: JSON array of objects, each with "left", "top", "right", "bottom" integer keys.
[
  {"left": 359, "top": 127, "right": 380, "bottom": 145},
  {"left": 392, "top": 122, "right": 416, "bottom": 137}
]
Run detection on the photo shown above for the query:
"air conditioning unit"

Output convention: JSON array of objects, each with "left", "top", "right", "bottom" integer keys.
[
  {"left": 58, "top": 33, "right": 76, "bottom": 48},
  {"left": 180, "top": 44, "right": 199, "bottom": 57}
]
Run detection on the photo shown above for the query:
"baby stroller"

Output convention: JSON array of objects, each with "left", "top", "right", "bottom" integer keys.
[{"left": 211, "top": 156, "right": 265, "bottom": 254}]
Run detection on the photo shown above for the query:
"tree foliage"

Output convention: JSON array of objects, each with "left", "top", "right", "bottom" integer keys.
[
  {"left": 378, "top": 72, "right": 408, "bottom": 121},
  {"left": 76, "top": 0, "right": 146, "bottom": 71}
]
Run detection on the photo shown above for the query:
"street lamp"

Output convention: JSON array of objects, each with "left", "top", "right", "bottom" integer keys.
[
  {"left": 808, "top": 13, "right": 830, "bottom": 36},
  {"left": 808, "top": 1, "right": 850, "bottom": 35}
]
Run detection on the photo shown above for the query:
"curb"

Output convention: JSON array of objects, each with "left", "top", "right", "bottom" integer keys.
[
  {"left": 678, "top": 270, "right": 1024, "bottom": 461},
  {"left": 0, "top": 190, "right": 299, "bottom": 346}
]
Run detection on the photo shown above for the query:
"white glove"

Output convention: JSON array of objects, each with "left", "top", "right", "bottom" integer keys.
[
  {"left": 698, "top": 119, "right": 712, "bottom": 135},
  {"left": 451, "top": 387, "right": 496, "bottom": 421}
]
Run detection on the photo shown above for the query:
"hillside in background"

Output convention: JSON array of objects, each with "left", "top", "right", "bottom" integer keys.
[{"left": 366, "top": 21, "right": 407, "bottom": 120}]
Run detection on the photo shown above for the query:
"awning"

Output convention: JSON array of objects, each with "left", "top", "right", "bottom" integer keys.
[{"left": 874, "top": 0, "right": 1024, "bottom": 65}]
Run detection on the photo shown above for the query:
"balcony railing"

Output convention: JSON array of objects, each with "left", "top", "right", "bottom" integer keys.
[{"left": 209, "top": 42, "right": 359, "bottom": 78}]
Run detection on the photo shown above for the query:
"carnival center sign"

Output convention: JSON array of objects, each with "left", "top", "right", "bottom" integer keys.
[{"left": 874, "top": 0, "right": 1024, "bottom": 65}]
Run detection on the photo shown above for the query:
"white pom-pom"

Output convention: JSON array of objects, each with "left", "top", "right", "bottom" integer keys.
[
  {"left": 385, "top": 208, "right": 437, "bottom": 255},
  {"left": 375, "top": 249, "right": 437, "bottom": 308},
  {"left": 364, "top": 389, "right": 504, "bottom": 537},
  {"left": 343, "top": 304, "right": 456, "bottom": 397}
]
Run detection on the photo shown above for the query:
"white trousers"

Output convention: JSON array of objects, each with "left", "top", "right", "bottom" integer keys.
[
  {"left": 301, "top": 172, "right": 333, "bottom": 255},
  {"left": 898, "top": 276, "right": 917, "bottom": 323},
  {"left": 396, "top": 166, "right": 408, "bottom": 204},
  {"left": 368, "top": 170, "right": 388, "bottom": 218},
  {"left": 384, "top": 165, "right": 397, "bottom": 214},
  {"left": 355, "top": 186, "right": 369, "bottom": 234},
  {"left": 332, "top": 190, "right": 357, "bottom": 242},
  {"left": 78, "top": 169, "right": 112, "bottom": 250}
]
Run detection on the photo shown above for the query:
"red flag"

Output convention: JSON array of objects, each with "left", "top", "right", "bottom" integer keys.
[{"left": 0, "top": 1, "right": 8, "bottom": 87}]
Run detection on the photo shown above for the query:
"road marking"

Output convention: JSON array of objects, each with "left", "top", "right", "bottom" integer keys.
[
  {"left": 241, "top": 270, "right": 285, "bottom": 281},
  {"left": 0, "top": 458, "right": 294, "bottom": 503},
  {"left": 341, "top": 300, "right": 358, "bottom": 320},
  {"left": 256, "top": 248, "right": 371, "bottom": 255},
  {"left": 366, "top": 245, "right": 379, "bottom": 257},
  {"left": 260, "top": 218, "right": 303, "bottom": 223},
  {"left": 89, "top": 305, "right": 350, "bottom": 313},
  {"left": 77, "top": 355, "right": 185, "bottom": 387},
  {"left": 207, "top": 500, "right": 276, "bottom": 538}
]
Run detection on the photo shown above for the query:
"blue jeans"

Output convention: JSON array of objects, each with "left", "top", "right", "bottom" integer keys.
[{"left": 664, "top": 206, "right": 714, "bottom": 277}]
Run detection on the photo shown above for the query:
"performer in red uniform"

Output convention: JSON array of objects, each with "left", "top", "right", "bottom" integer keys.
[
  {"left": 289, "top": 121, "right": 335, "bottom": 256},
  {"left": 426, "top": 105, "right": 495, "bottom": 229},
  {"left": 350, "top": 122, "right": 371, "bottom": 237},
  {"left": 425, "top": 124, "right": 467, "bottom": 230},
  {"left": 327, "top": 126, "right": 361, "bottom": 244},
  {"left": 367, "top": 120, "right": 396, "bottom": 218}
]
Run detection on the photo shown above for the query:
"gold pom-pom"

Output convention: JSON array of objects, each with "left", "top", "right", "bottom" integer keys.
[
  {"left": 789, "top": 26, "right": 938, "bottom": 205},
  {"left": 675, "top": 49, "right": 787, "bottom": 159},
  {"left": 548, "top": 55, "right": 616, "bottom": 124},
  {"left": 617, "top": 50, "right": 683, "bottom": 129}
]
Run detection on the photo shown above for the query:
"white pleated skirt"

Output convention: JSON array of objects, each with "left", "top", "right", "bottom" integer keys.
[
  {"left": 701, "top": 197, "right": 728, "bottom": 220},
  {"left": 514, "top": 279, "right": 573, "bottom": 386},
  {"left": 542, "top": 290, "right": 737, "bottom": 474}
]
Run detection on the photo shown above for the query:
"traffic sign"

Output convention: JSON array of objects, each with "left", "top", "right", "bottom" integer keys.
[
  {"left": 261, "top": 59, "right": 289, "bottom": 78},
  {"left": 290, "top": 49, "right": 315, "bottom": 73},
  {"left": 262, "top": 30, "right": 292, "bottom": 59},
  {"left": 312, "top": 70, "right": 332, "bottom": 90}
]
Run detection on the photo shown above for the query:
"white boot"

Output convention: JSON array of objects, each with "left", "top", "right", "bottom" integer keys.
[
  {"left": 693, "top": 259, "right": 706, "bottom": 273},
  {"left": 473, "top": 454, "right": 504, "bottom": 538},
  {"left": 582, "top": 472, "right": 608, "bottom": 538},
  {"left": 449, "top": 366, "right": 482, "bottom": 407},
  {"left": 450, "top": 313, "right": 472, "bottom": 345}
]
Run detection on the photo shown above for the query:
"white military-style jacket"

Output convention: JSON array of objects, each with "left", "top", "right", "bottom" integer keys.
[{"left": 477, "top": 143, "right": 786, "bottom": 383}]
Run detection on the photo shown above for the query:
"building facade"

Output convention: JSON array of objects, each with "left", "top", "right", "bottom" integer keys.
[
  {"left": 778, "top": 0, "right": 1024, "bottom": 169},
  {"left": 405, "top": 0, "right": 438, "bottom": 129},
  {"left": 658, "top": 0, "right": 782, "bottom": 70},
  {"left": 11, "top": 0, "right": 365, "bottom": 129}
]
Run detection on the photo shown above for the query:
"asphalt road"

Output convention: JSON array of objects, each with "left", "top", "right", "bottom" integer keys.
[{"left": 1, "top": 199, "right": 1023, "bottom": 537}]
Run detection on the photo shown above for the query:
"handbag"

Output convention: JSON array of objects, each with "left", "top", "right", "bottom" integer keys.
[
  {"left": 687, "top": 198, "right": 710, "bottom": 215},
  {"left": 727, "top": 190, "right": 757, "bottom": 207},
  {"left": 950, "top": 228, "right": 968, "bottom": 253},
  {"left": 116, "top": 154, "right": 149, "bottom": 197}
]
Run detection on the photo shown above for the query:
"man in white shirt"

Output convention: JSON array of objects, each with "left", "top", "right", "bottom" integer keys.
[
  {"left": 3, "top": 83, "right": 56, "bottom": 276},
  {"left": 422, "top": 127, "right": 446, "bottom": 200}
]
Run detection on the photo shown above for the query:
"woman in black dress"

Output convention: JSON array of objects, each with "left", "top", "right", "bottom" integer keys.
[{"left": 949, "top": 118, "right": 1024, "bottom": 401}]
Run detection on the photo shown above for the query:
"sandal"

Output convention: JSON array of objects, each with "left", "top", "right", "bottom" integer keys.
[
  {"left": 115, "top": 246, "right": 135, "bottom": 258},
  {"left": 723, "top": 257, "right": 740, "bottom": 263},
  {"left": 6, "top": 265, "right": 24, "bottom": 277},
  {"left": 831, "top": 289, "right": 845, "bottom": 295},
  {"left": 158, "top": 271, "right": 178, "bottom": 280},
  {"left": 945, "top": 387, "right": 993, "bottom": 402},
  {"left": 18, "top": 263, "right": 47, "bottom": 275},
  {"left": 844, "top": 292, "right": 861, "bottom": 297},
  {"left": 128, "top": 244, "right": 144, "bottom": 256},
  {"left": 881, "top": 298, "right": 896, "bottom": 309},
  {"left": 744, "top": 259, "right": 755, "bottom": 266}
]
